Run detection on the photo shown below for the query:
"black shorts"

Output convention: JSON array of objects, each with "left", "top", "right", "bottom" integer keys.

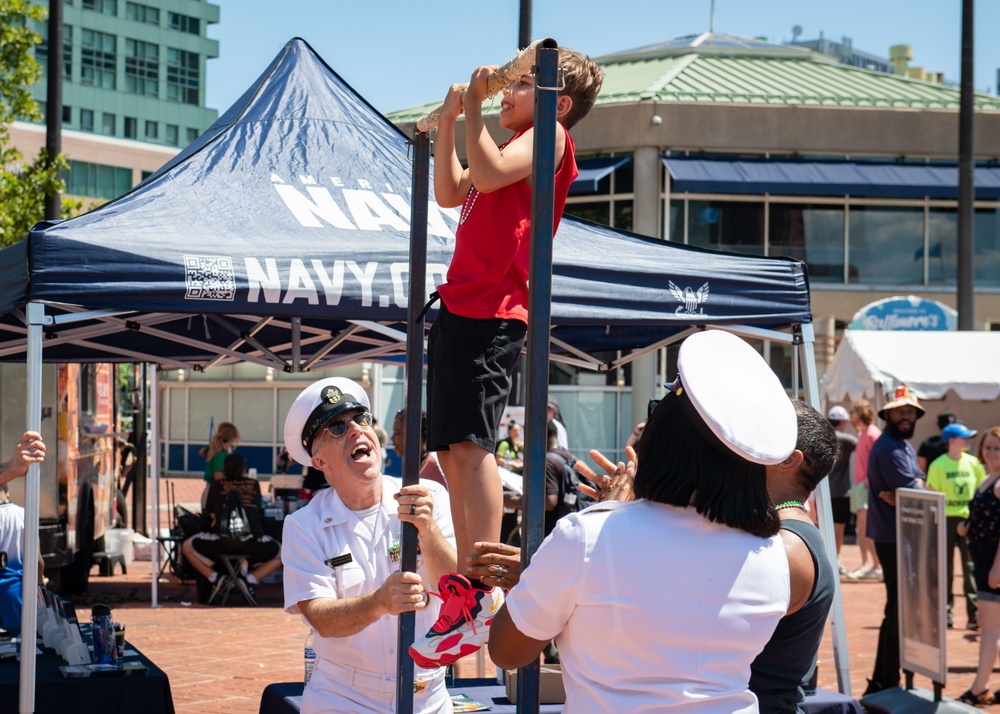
[
  {"left": 192, "top": 536, "right": 280, "bottom": 566},
  {"left": 426, "top": 303, "right": 526, "bottom": 453},
  {"left": 830, "top": 496, "right": 852, "bottom": 525},
  {"left": 971, "top": 540, "right": 1000, "bottom": 602}
]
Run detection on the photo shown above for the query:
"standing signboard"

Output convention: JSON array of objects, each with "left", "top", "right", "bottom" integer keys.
[{"left": 897, "top": 488, "right": 947, "bottom": 683}]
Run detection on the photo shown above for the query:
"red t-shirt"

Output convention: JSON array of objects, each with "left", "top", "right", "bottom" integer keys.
[{"left": 437, "top": 126, "right": 578, "bottom": 323}]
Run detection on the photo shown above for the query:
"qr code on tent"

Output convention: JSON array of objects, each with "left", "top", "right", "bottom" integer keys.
[{"left": 184, "top": 256, "right": 236, "bottom": 301}]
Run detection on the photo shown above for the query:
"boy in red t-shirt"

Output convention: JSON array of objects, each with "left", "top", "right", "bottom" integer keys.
[{"left": 411, "top": 47, "right": 603, "bottom": 668}]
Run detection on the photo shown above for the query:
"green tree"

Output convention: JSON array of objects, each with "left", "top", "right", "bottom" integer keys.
[{"left": 0, "top": 0, "right": 80, "bottom": 248}]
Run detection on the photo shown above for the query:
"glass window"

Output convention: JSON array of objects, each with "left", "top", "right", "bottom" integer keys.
[
  {"left": 687, "top": 200, "right": 764, "bottom": 256},
  {"left": 62, "top": 105, "right": 71, "bottom": 124},
  {"left": 666, "top": 201, "right": 683, "bottom": 242},
  {"left": 167, "top": 48, "right": 199, "bottom": 104},
  {"left": 613, "top": 200, "right": 633, "bottom": 232},
  {"left": 81, "top": 29, "right": 116, "bottom": 89},
  {"left": 565, "top": 201, "right": 610, "bottom": 225},
  {"left": 187, "top": 127, "right": 199, "bottom": 143},
  {"left": 125, "top": 39, "right": 159, "bottom": 97},
  {"left": 35, "top": 22, "right": 73, "bottom": 80},
  {"left": 768, "top": 342, "right": 800, "bottom": 391},
  {"left": 168, "top": 11, "right": 200, "bottom": 35},
  {"left": 168, "top": 388, "right": 186, "bottom": 440},
  {"left": 126, "top": 2, "right": 159, "bottom": 24},
  {"left": 277, "top": 389, "right": 303, "bottom": 444},
  {"left": 166, "top": 123, "right": 179, "bottom": 146},
  {"left": 848, "top": 205, "right": 924, "bottom": 285},
  {"left": 188, "top": 389, "right": 229, "bottom": 442},
  {"left": 80, "top": 108, "right": 94, "bottom": 132},
  {"left": 614, "top": 155, "right": 634, "bottom": 193},
  {"left": 101, "top": 112, "right": 115, "bottom": 135},
  {"left": 83, "top": 0, "right": 117, "bottom": 14},
  {"left": 931, "top": 207, "right": 1000, "bottom": 287},
  {"left": 124, "top": 116, "right": 137, "bottom": 139},
  {"left": 145, "top": 120, "right": 158, "bottom": 140},
  {"left": 66, "top": 160, "right": 133, "bottom": 199},
  {"left": 975, "top": 207, "right": 1000, "bottom": 287},
  {"left": 64, "top": 25, "right": 73, "bottom": 81},
  {"left": 927, "top": 208, "right": 957, "bottom": 285},
  {"left": 233, "top": 391, "right": 273, "bottom": 442},
  {"left": 769, "top": 203, "right": 845, "bottom": 282}
]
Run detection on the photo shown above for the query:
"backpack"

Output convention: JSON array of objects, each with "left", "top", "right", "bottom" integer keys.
[
  {"left": 547, "top": 452, "right": 598, "bottom": 521},
  {"left": 217, "top": 487, "right": 253, "bottom": 542}
]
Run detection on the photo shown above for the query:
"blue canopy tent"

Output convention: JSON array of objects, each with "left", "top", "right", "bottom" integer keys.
[
  {"left": 0, "top": 39, "right": 812, "bottom": 370},
  {"left": 3, "top": 38, "right": 847, "bottom": 707}
]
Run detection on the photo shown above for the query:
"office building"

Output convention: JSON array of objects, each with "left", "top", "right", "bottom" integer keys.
[{"left": 10, "top": 0, "right": 221, "bottom": 200}]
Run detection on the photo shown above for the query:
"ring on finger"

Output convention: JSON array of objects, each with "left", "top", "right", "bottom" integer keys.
[
  {"left": 409, "top": 504, "right": 416, "bottom": 515},
  {"left": 496, "top": 565, "right": 506, "bottom": 578}
]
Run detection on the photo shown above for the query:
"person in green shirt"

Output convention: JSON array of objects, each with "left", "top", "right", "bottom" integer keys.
[
  {"left": 200, "top": 422, "right": 241, "bottom": 509},
  {"left": 927, "top": 423, "right": 986, "bottom": 630}
]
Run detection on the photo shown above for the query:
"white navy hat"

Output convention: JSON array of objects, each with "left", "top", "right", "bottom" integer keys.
[
  {"left": 676, "top": 330, "right": 797, "bottom": 465},
  {"left": 283, "top": 377, "right": 371, "bottom": 465}
]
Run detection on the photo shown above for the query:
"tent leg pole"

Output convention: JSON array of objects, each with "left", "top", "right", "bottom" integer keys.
[
  {"left": 150, "top": 364, "right": 161, "bottom": 608},
  {"left": 395, "top": 127, "right": 431, "bottom": 713},
  {"left": 516, "top": 40, "right": 560, "bottom": 714},
  {"left": 19, "top": 302, "right": 44, "bottom": 714},
  {"left": 799, "top": 324, "right": 852, "bottom": 696}
]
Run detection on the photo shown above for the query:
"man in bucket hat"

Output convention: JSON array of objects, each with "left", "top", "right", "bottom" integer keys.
[
  {"left": 279, "top": 377, "right": 457, "bottom": 714},
  {"left": 865, "top": 385, "right": 926, "bottom": 696}
]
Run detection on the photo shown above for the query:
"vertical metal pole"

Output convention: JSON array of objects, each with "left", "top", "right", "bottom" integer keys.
[
  {"left": 19, "top": 302, "right": 44, "bottom": 714},
  {"left": 396, "top": 130, "right": 430, "bottom": 712},
  {"left": 957, "top": 0, "right": 975, "bottom": 329},
  {"left": 516, "top": 38, "right": 559, "bottom": 714},
  {"left": 291, "top": 317, "right": 301, "bottom": 372},
  {"left": 44, "top": 0, "right": 63, "bottom": 221},
  {"left": 518, "top": 0, "right": 532, "bottom": 48},
  {"left": 133, "top": 363, "right": 148, "bottom": 536},
  {"left": 150, "top": 365, "right": 161, "bottom": 608},
  {"left": 798, "top": 323, "right": 852, "bottom": 696}
]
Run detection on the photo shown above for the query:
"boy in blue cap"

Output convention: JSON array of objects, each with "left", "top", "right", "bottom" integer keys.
[{"left": 927, "top": 422, "right": 985, "bottom": 630}]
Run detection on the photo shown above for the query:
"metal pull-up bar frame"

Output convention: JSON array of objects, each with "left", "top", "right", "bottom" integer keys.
[{"left": 396, "top": 38, "right": 562, "bottom": 714}]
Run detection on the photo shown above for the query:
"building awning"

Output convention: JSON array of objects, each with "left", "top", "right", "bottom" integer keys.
[
  {"left": 570, "top": 156, "right": 631, "bottom": 195},
  {"left": 663, "top": 158, "right": 1000, "bottom": 199}
]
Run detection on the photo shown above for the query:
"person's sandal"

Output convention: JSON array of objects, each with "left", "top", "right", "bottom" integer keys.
[{"left": 958, "top": 689, "right": 993, "bottom": 706}]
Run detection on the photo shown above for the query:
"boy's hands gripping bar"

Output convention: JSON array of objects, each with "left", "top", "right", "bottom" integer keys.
[{"left": 415, "top": 39, "right": 544, "bottom": 133}]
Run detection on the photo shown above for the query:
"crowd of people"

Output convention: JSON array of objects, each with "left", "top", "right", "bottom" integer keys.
[{"left": 820, "top": 385, "right": 1000, "bottom": 708}]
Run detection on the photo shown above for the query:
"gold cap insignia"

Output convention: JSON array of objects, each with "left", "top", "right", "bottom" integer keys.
[{"left": 321, "top": 386, "right": 342, "bottom": 405}]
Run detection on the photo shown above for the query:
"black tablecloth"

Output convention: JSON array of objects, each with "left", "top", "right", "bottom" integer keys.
[
  {"left": 260, "top": 677, "right": 562, "bottom": 714},
  {"left": 0, "top": 641, "right": 174, "bottom": 714},
  {"left": 260, "top": 678, "right": 859, "bottom": 714}
]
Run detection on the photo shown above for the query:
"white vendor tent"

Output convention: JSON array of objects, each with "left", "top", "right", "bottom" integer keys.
[{"left": 822, "top": 330, "right": 1000, "bottom": 404}]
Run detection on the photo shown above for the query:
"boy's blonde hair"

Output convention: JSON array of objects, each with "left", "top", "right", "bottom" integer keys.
[{"left": 558, "top": 47, "right": 603, "bottom": 129}]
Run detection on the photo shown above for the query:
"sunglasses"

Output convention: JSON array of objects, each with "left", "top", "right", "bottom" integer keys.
[
  {"left": 323, "top": 411, "right": 373, "bottom": 438},
  {"left": 647, "top": 378, "right": 684, "bottom": 418}
]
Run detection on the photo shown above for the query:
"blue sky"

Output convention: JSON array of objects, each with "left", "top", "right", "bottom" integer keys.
[{"left": 206, "top": 0, "right": 1000, "bottom": 116}]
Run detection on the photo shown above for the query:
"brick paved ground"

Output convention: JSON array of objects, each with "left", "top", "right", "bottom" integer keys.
[{"left": 63, "top": 476, "right": 1000, "bottom": 712}]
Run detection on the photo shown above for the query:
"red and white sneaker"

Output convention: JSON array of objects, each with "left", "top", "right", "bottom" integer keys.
[{"left": 409, "top": 572, "right": 502, "bottom": 668}]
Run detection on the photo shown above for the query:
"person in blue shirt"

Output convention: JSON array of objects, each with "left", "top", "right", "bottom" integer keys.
[{"left": 864, "top": 385, "right": 926, "bottom": 696}]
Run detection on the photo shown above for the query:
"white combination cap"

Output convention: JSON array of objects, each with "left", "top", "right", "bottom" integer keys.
[
  {"left": 827, "top": 405, "right": 850, "bottom": 422},
  {"left": 677, "top": 330, "right": 797, "bottom": 465},
  {"left": 283, "top": 377, "right": 371, "bottom": 465}
]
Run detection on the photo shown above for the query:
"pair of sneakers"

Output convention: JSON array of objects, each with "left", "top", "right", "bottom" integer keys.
[{"left": 409, "top": 572, "right": 503, "bottom": 669}]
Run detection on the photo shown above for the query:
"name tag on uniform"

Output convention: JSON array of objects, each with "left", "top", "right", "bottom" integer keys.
[{"left": 325, "top": 553, "right": 353, "bottom": 569}]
